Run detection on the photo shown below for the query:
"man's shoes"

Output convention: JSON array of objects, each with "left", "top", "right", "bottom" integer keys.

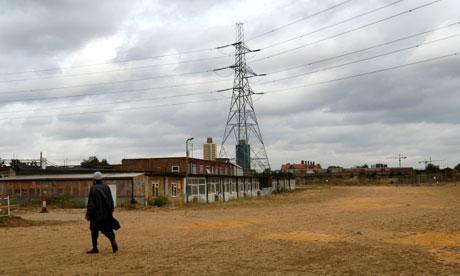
[
  {"left": 86, "top": 248, "right": 99, "bottom": 254},
  {"left": 111, "top": 240, "right": 118, "bottom": 253}
]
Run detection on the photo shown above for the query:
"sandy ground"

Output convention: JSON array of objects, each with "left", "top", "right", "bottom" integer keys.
[{"left": 1, "top": 185, "right": 459, "bottom": 275}]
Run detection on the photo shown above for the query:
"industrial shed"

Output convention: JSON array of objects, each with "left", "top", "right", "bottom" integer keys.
[{"left": 0, "top": 173, "right": 147, "bottom": 207}]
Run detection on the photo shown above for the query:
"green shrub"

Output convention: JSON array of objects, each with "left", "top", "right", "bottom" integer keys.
[
  {"left": 51, "top": 194, "right": 81, "bottom": 208},
  {"left": 150, "top": 195, "right": 169, "bottom": 207},
  {"left": 272, "top": 187, "right": 289, "bottom": 194}
]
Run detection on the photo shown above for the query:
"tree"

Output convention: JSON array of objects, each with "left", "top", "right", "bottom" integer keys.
[
  {"left": 80, "top": 156, "right": 110, "bottom": 168},
  {"left": 9, "top": 159, "right": 24, "bottom": 169},
  {"left": 454, "top": 163, "right": 460, "bottom": 171},
  {"left": 425, "top": 163, "right": 440, "bottom": 174}
]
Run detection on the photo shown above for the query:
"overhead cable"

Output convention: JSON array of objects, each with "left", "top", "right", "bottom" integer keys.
[
  {"left": 246, "top": 0, "right": 354, "bottom": 42},
  {"left": 0, "top": 78, "right": 230, "bottom": 103},
  {"left": 257, "top": 33, "right": 460, "bottom": 85},
  {"left": 0, "top": 54, "right": 232, "bottom": 83},
  {"left": 0, "top": 67, "right": 225, "bottom": 96},
  {"left": 262, "top": 51, "right": 459, "bottom": 95},
  {"left": 260, "top": 22, "right": 460, "bottom": 76},
  {"left": 252, "top": 0, "right": 444, "bottom": 63}
]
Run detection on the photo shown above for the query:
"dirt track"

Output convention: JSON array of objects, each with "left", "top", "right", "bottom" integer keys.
[{"left": 1, "top": 185, "right": 459, "bottom": 275}]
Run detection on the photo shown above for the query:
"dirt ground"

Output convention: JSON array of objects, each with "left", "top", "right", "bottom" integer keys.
[{"left": 1, "top": 185, "right": 459, "bottom": 275}]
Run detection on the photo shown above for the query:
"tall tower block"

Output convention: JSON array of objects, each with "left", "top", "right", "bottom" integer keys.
[{"left": 203, "top": 137, "right": 217, "bottom": 161}]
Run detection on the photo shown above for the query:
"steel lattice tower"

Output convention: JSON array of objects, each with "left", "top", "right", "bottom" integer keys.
[{"left": 219, "top": 23, "right": 270, "bottom": 172}]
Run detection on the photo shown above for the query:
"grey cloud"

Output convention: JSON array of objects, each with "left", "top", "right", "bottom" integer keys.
[
  {"left": 0, "top": 0, "right": 132, "bottom": 55},
  {"left": 0, "top": 0, "right": 459, "bottom": 169}
]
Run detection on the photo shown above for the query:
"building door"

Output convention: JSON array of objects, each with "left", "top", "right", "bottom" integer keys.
[{"left": 108, "top": 184, "right": 117, "bottom": 207}]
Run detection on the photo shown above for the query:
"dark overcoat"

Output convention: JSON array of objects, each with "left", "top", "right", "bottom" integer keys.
[{"left": 86, "top": 182, "right": 119, "bottom": 230}]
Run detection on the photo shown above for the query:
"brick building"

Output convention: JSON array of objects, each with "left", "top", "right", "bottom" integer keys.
[
  {"left": 121, "top": 157, "right": 268, "bottom": 203},
  {"left": 280, "top": 160, "right": 322, "bottom": 176},
  {"left": 122, "top": 157, "right": 242, "bottom": 176}
]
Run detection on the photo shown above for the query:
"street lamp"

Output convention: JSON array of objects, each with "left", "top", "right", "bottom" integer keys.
[{"left": 185, "top": 137, "right": 194, "bottom": 204}]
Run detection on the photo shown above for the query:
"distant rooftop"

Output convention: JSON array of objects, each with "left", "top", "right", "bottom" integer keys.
[{"left": 0, "top": 173, "right": 144, "bottom": 181}]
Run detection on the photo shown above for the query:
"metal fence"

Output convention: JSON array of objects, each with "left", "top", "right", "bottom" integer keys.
[
  {"left": 0, "top": 195, "right": 11, "bottom": 217},
  {"left": 298, "top": 173, "right": 460, "bottom": 186}
]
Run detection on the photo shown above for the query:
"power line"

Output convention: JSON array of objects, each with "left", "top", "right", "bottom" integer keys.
[
  {"left": 257, "top": 33, "right": 460, "bottom": 85},
  {"left": 0, "top": 89, "right": 220, "bottom": 115},
  {"left": 260, "top": 22, "right": 460, "bottom": 76},
  {"left": 261, "top": 51, "right": 459, "bottom": 95},
  {"left": 1, "top": 51, "right": 457, "bottom": 121},
  {"left": 259, "top": 0, "right": 404, "bottom": 50},
  {"left": 0, "top": 96, "right": 229, "bottom": 122},
  {"left": 251, "top": 0, "right": 444, "bottom": 63},
  {"left": 246, "top": 0, "right": 354, "bottom": 42},
  {"left": 0, "top": 54, "right": 232, "bottom": 83},
  {"left": 0, "top": 66, "right": 225, "bottom": 96},
  {"left": 0, "top": 47, "right": 230, "bottom": 77},
  {"left": 0, "top": 78, "right": 230, "bottom": 104}
]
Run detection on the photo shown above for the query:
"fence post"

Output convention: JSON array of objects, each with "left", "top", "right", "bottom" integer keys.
[{"left": 7, "top": 196, "right": 10, "bottom": 217}]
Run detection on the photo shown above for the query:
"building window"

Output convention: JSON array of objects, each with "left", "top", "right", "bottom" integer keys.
[
  {"left": 172, "top": 183, "right": 177, "bottom": 197},
  {"left": 208, "top": 183, "right": 216, "bottom": 193},
  {"left": 189, "top": 178, "right": 206, "bottom": 195},
  {"left": 191, "top": 164, "right": 197, "bottom": 174},
  {"left": 171, "top": 165, "right": 180, "bottom": 173},
  {"left": 199, "top": 165, "right": 204, "bottom": 174},
  {"left": 152, "top": 183, "right": 159, "bottom": 197}
]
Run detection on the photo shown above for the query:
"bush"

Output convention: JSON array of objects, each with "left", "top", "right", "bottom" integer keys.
[
  {"left": 149, "top": 195, "right": 169, "bottom": 207},
  {"left": 272, "top": 187, "right": 289, "bottom": 194},
  {"left": 51, "top": 194, "right": 82, "bottom": 208}
]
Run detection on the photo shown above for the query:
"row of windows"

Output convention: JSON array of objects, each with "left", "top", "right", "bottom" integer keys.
[
  {"left": 170, "top": 164, "right": 237, "bottom": 175},
  {"left": 188, "top": 182, "right": 260, "bottom": 195},
  {"left": 189, "top": 164, "right": 232, "bottom": 175},
  {"left": 152, "top": 183, "right": 178, "bottom": 197}
]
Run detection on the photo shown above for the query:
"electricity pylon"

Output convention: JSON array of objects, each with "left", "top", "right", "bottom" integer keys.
[{"left": 217, "top": 23, "right": 270, "bottom": 172}]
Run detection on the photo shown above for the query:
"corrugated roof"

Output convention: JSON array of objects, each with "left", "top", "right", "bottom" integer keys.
[{"left": 0, "top": 173, "right": 144, "bottom": 181}]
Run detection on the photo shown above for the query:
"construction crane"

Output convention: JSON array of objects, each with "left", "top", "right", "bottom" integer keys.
[
  {"left": 418, "top": 157, "right": 443, "bottom": 168},
  {"left": 387, "top": 153, "right": 407, "bottom": 168}
]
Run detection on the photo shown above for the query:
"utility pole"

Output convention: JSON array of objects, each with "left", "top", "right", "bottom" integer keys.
[
  {"left": 217, "top": 23, "right": 270, "bottom": 172},
  {"left": 185, "top": 137, "right": 194, "bottom": 204}
]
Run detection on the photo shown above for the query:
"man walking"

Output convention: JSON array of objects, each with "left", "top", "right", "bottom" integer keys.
[{"left": 86, "top": 172, "right": 119, "bottom": 254}]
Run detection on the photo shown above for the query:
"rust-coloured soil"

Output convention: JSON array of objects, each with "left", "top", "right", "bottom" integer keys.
[{"left": 1, "top": 185, "right": 459, "bottom": 275}]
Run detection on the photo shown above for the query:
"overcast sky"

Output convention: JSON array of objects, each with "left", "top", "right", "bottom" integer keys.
[{"left": 0, "top": 0, "right": 459, "bottom": 169}]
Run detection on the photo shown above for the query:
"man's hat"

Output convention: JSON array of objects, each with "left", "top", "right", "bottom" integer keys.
[{"left": 94, "top": 171, "right": 103, "bottom": 180}]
